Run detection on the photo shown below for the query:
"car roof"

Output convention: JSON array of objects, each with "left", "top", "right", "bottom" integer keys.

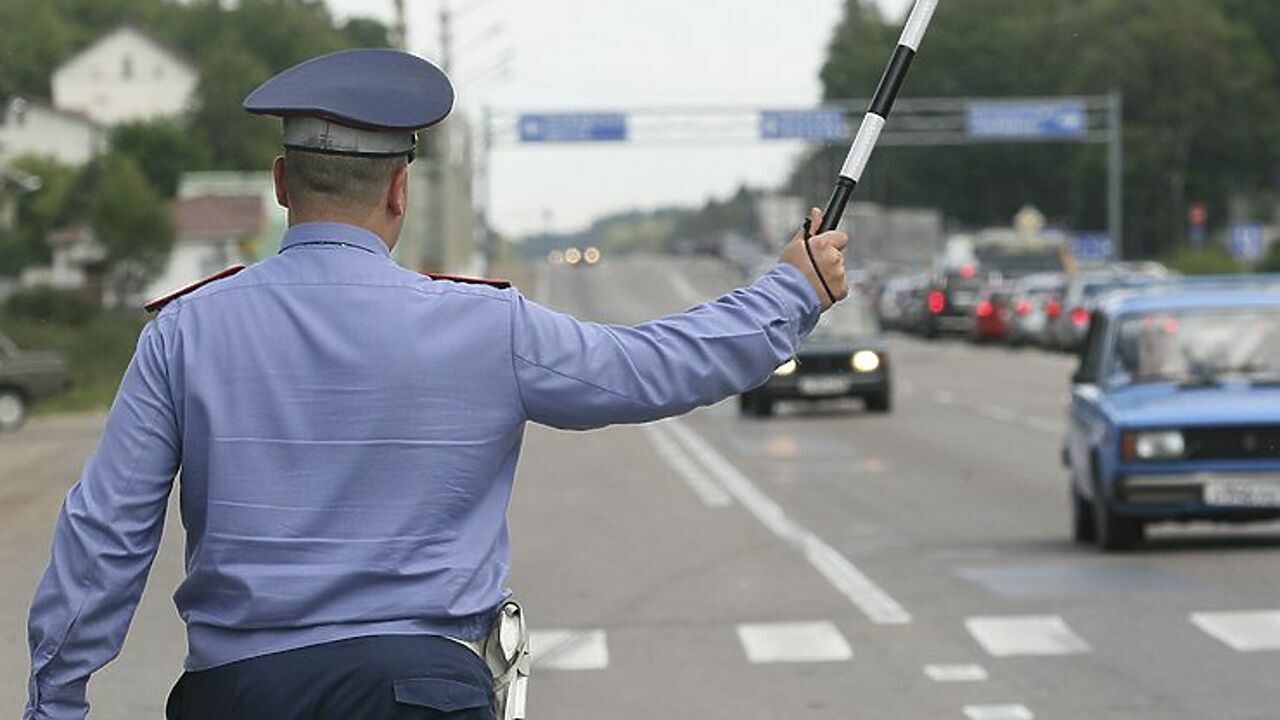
[{"left": 1102, "top": 276, "right": 1280, "bottom": 315}]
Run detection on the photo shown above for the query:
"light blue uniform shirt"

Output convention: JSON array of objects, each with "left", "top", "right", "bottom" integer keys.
[{"left": 26, "top": 222, "right": 820, "bottom": 719}]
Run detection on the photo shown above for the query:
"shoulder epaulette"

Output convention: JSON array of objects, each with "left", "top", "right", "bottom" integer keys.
[
  {"left": 144, "top": 264, "right": 247, "bottom": 313},
  {"left": 424, "top": 272, "right": 512, "bottom": 290}
]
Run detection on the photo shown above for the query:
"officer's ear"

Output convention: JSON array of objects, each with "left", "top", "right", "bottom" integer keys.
[
  {"left": 387, "top": 163, "right": 409, "bottom": 219},
  {"left": 272, "top": 156, "right": 291, "bottom": 209}
]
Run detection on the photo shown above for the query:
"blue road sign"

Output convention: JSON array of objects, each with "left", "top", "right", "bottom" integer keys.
[
  {"left": 1071, "top": 233, "right": 1114, "bottom": 261},
  {"left": 966, "top": 101, "right": 1088, "bottom": 140},
  {"left": 760, "top": 110, "right": 848, "bottom": 142},
  {"left": 518, "top": 113, "right": 628, "bottom": 143},
  {"left": 1228, "top": 223, "right": 1267, "bottom": 261}
]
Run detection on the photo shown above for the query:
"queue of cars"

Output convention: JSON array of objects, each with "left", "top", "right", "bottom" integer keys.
[{"left": 878, "top": 262, "right": 1174, "bottom": 353}]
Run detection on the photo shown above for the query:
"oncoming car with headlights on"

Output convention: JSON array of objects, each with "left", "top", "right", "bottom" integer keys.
[
  {"left": 1065, "top": 283, "right": 1280, "bottom": 551},
  {"left": 739, "top": 299, "right": 890, "bottom": 417}
]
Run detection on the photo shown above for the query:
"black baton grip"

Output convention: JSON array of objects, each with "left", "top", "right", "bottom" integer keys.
[{"left": 819, "top": 176, "right": 857, "bottom": 234}]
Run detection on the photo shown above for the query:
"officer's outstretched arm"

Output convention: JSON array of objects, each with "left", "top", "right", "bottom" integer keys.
[
  {"left": 510, "top": 264, "right": 821, "bottom": 430},
  {"left": 25, "top": 318, "right": 180, "bottom": 720}
]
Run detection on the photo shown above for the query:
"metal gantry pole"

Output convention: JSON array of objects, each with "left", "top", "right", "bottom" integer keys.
[{"left": 1107, "top": 90, "right": 1124, "bottom": 260}]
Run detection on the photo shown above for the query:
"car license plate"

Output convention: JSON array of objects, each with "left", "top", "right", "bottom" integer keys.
[
  {"left": 1205, "top": 483, "right": 1280, "bottom": 508},
  {"left": 951, "top": 292, "right": 975, "bottom": 306},
  {"left": 798, "top": 376, "right": 852, "bottom": 397}
]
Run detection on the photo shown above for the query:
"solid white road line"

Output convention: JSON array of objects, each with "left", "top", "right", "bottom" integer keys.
[
  {"left": 662, "top": 418, "right": 912, "bottom": 625},
  {"left": 529, "top": 629, "right": 610, "bottom": 671},
  {"left": 923, "top": 663, "right": 989, "bottom": 682},
  {"left": 642, "top": 423, "right": 733, "bottom": 508},
  {"left": 963, "top": 704, "right": 1035, "bottom": 720},
  {"left": 1190, "top": 610, "right": 1280, "bottom": 651},
  {"left": 965, "top": 616, "right": 1091, "bottom": 657},
  {"left": 736, "top": 621, "right": 854, "bottom": 664}
]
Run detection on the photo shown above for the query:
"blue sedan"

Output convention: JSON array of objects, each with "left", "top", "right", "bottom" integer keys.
[{"left": 1065, "top": 284, "right": 1280, "bottom": 550}]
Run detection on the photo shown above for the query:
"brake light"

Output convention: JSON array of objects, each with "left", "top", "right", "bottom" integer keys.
[
  {"left": 959, "top": 264, "right": 977, "bottom": 279},
  {"left": 928, "top": 290, "right": 946, "bottom": 314},
  {"left": 1015, "top": 300, "right": 1031, "bottom": 316},
  {"left": 1046, "top": 299, "right": 1062, "bottom": 319},
  {"left": 1070, "top": 308, "right": 1090, "bottom": 326},
  {"left": 976, "top": 300, "right": 995, "bottom": 318}
]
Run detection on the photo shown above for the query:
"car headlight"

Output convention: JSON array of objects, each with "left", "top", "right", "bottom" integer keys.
[
  {"left": 851, "top": 350, "right": 881, "bottom": 373},
  {"left": 774, "top": 359, "right": 798, "bottom": 377},
  {"left": 1123, "top": 430, "right": 1185, "bottom": 460}
]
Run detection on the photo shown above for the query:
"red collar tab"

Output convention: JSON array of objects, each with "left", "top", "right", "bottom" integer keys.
[
  {"left": 144, "top": 264, "right": 247, "bottom": 313},
  {"left": 424, "top": 272, "right": 511, "bottom": 289}
]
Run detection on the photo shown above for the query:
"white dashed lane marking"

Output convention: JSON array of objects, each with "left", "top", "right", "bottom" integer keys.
[
  {"left": 1191, "top": 610, "right": 1280, "bottom": 651},
  {"left": 661, "top": 418, "right": 912, "bottom": 625},
  {"left": 964, "top": 704, "right": 1035, "bottom": 720},
  {"left": 924, "top": 663, "right": 989, "bottom": 682},
  {"left": 642, "top": 423, "right": 732, "bottom": 508},
  {"left": 529, "top": 629, "right": 610, "bottom": 670},
  {"left": 736, "top": 621, "right": 854, "bottom": 664},
  {"left": 965, "top": 615, "right": 1091, "bottom": 657},
  {"left": 974, "top": 403, "right": 1019, "bottom": 423}
]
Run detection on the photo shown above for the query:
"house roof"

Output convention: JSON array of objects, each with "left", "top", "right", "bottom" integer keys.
[
  {"left": 56, "top": 24, "right": 198, "bottom": 77},
  {"left": 1, "top": 95, "right": 98, "bottom": 128},
  {"left": 172, "top": 195, "right": 264, "bottom": 241}
]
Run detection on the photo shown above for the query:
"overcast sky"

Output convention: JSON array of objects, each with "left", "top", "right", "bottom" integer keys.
[{"left": 325, "top": 0, "right": 914, "bottom": 235}]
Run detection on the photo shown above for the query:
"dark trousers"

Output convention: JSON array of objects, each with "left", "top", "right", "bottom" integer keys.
[{"left": 166, "top": 634, "right": 496, "bottom": 720}]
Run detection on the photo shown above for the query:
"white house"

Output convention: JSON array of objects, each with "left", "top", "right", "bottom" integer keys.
[
  {"left": 52, "top": 25, "right": 199, "bottom": 126},
  {"left": 143, "top": 195, "right": 262, "bottom": 302},
  {"left": 0, "top": 96, "right": 103, "bottom": 167}
]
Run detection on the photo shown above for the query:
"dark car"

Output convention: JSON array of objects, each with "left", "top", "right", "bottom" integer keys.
[
  {"left": 739, "top": 300, "right": 890, "bottom": 417},
  {"left": 922, "top": 268, "right": 983, "bottom": 338},
  {"left": 1065, "top": 285, "right": 1280, "bottom": 550},
  {"left": 0, "top": 331, "right": 70, "bottom": 431}
]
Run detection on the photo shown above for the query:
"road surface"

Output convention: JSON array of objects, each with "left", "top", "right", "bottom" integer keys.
[{"left": 3, "top": 254, "right": 1279, "bottom": 719}]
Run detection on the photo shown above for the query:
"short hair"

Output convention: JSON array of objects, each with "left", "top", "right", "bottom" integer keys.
[{"left": 284, "top": 150, "right": 408, "bottom": 215}]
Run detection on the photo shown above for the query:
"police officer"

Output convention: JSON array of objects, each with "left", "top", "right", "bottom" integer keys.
[{"left": 24, "top": 49, "right": 848, "bottom": 720}]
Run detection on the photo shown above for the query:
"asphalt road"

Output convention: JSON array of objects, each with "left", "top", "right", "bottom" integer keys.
[{"left": 4, "top": 253, "right": 1280, "bottom": 719}]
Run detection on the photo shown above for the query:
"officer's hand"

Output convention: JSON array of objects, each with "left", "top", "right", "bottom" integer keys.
[{"left": 779, "top": 207, "right": 850, "bottom": 311}]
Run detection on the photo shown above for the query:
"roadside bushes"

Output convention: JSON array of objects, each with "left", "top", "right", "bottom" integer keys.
[{"left": 4, "top": 287, "right": 98, "bottom": 326}]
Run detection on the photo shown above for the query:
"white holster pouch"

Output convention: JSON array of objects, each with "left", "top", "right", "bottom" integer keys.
[{"left": 483, "top": 600, "right": 530, "bottom": 720}]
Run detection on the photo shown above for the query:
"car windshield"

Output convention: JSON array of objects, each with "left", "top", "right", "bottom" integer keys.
[
  {"left": 1106, "top": 307, "right": 1280, "bottom": 387},
  {"left": 810, "top": 301, "right": 879, "bottom": 341}
]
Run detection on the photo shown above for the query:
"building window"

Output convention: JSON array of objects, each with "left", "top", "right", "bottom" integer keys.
[{"left": 122, "top": 55, "right": 134, "bottom": 79}]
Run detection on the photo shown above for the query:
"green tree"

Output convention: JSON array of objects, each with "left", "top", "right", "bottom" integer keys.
[
  {"left": 0, "top": 157, "right": 84, "bottom": 276},
  {"left": 90, "top": 153, "right": 174, "bottom": 300},
  {"left": 111, "top": 119, "right": 211, "bottom": 197}
]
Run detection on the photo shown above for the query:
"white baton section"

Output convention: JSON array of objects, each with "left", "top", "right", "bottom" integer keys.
[
  {"left": 528, "top": 629, "right": 609, "bottom": 671},
  {"left": 899, "top": 0, "right": 940, "bottom": 52},
  {"left": 661, "top": 418, "right": 912, "bottom": 625},
  {"left": 839, "top": 113, "right": 886, "bottom": 182}
]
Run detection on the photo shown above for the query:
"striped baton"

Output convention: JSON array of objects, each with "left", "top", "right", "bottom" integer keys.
[{"left": 817, "top": 0, "right": 940, "bottom": 233}]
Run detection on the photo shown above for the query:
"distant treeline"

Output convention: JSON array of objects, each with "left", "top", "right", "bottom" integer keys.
[{"left": 790, "top": 0, "right": 1280, "bottom": 260}]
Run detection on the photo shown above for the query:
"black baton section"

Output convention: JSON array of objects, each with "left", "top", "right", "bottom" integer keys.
[
  {"left": 819, "top": 176, "right": 857, "bottom": 235},
  {"left": 868, "top": 46, "right": 916, "bottom": 119}
]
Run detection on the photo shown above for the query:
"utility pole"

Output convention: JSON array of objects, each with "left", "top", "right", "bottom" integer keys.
[
  {"left": 391, "top": 0, "right": 407, "bottom": 50},
  {"left": 424, "top": 1, "right": 454, "bottom": 272}
]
